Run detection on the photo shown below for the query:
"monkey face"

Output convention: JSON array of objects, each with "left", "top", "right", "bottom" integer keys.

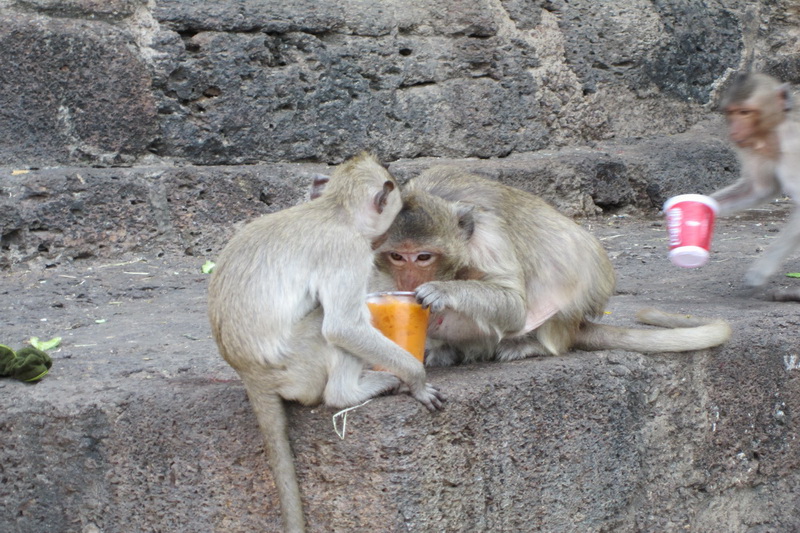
[
  {"left": 382, "top": 245, "right": 441, "bottom": 291},
  {"left": 374, "top": 187, "right": 474, "bottom": 291},
  {"left": 726, "top": 104, "right": 761, "bottom": 147},
  {"left": 722, "top": 74, "right": 789, "bottom": 151}
]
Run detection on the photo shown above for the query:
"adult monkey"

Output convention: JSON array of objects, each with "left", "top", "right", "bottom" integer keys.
[
  {"left": 710, "top": 72, "right": 800, "bottom": 290},
  {"left": 371, "top": 166, "right": 732, "bottom": 366},
  {"left": 209, "top": 153, "right": 444, "bottom": 533}
]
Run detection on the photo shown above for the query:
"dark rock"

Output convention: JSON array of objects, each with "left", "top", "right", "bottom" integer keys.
[{"left": 0, "top": 14, "right": 157, "bottom": 167}]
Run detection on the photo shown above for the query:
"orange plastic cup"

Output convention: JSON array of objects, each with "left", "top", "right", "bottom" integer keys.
[{"left": 366, "top": 291, "right": 429, "bottom": 364}]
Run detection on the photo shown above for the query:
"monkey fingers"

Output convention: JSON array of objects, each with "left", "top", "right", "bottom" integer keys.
[
  {"left": 410, "top": 382, "right": 446, "bottom": 411},
  {"left": 415, "top": 282, "right": 452, "bottom": 313}
]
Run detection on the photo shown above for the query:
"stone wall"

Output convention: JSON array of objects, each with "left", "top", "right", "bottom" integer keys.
[
  {"left": 2, "top": 0, "right": 799, "bottom": 168},
  {"left": 2, "top": 1, "right": 799, "bottom": 265}
]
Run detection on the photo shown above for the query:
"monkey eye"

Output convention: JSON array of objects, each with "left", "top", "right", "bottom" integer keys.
[
  {"left": 730, "top": 108, "right": 755, "bottom": 118},
  {"left": 415, "top": 253, "right": 435, "bottom": 265},
  {"left": 388, "top": 252, "right": 406, "bottom": 264}
]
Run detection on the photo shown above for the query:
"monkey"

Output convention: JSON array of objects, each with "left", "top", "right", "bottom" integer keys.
[
  {"left": 710, "top": 72, "right": 800, "bottom": 290},
  {"left": 208, "top": 152, "right": 444, "bottom": 533},
  {"left": 370, "top": 166, "right": 732, "bottom": 366}
]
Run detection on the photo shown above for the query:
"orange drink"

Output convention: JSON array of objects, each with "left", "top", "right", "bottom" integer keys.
[{"left": 366, "top": 291, "right": 429, "bottom": 363}]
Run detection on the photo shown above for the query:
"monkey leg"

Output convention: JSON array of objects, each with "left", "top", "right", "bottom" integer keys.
[
  {"left": 426, "top": 309, "right": 504, "bottom": 365},
  {"left": 424, "top": 340, "right": 464, "bottom": 367},
  {"left": 494, "top": 335, "right": 554, "bottom": 361},
  {"left": 323, "top": 350, "right": 402, "bottom": 409},
  {"left": 744, "top": 207, "right": 800, "bottom": 287},
  {"left": 494, "top": 316, "right": 578, "bottom": 359}
]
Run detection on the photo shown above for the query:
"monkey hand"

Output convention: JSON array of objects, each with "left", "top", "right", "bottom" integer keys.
[
  {"left": 409, "top": 381, "right": 446, "bottom": 411},
  {"left": 415, "top": 282, "right": 454, "bottom": 313}
]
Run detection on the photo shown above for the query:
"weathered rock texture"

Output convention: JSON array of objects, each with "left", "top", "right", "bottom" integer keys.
[
  {"left": 0, "top": 128, "right": 741, "bottom": 267},
  {"left": 1, "top": 0, "right": 799, "bottom": 169},
  {"left": 3, "top": 208, "right": 800, "bottom": 533},
  {"left": 2, "top": 1, "right": 800, "bottom": 532},
  {"left": 2, "top": 0, "right": 799, "bottom": 264}
]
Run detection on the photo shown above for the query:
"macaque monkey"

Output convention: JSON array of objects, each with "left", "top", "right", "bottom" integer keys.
[
  {"left": 711, "top": 72, "right": 800, "bottom": 289},
  {"left": 208, "top": 153, "right": 444, "bottom": 533},
  {"left": 371, "top": 166, "right": 731, "bottom": 365}
]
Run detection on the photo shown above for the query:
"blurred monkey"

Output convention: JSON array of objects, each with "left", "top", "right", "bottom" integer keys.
[
  {"left": 208, "top": 153, "right": 443, "bottom": 533},
  {"left": 371, "top": 166, "right": 731, "bottom": 365},
  {"left": 711, "top": 72, "right": 800, "bottom": 290}
]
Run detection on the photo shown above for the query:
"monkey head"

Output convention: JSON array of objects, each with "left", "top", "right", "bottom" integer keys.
[
  {"left": 722, "top": 72, "right": 791, "bottom": 150},
  {"left": 322, "top": 152, "right": 402, "bottom": 240},
  {"left": 375, "top": 190, "right": 475, "bottom": 291}
]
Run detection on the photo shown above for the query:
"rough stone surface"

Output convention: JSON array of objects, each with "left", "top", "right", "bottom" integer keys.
[
  {"left": 2, "top": 204, "right": 800, "bottom": 532},
  {"left": 0, "top": 13, "right": 157, "bottom": 167},
  {"left": 0, "top": 163, "right": 323, "bottom": 267},
  {"left": 1, "top": 123, "right": 742, "bottom": 268},
  {"left": 1, "top": 0, "right": 799, "bottom": 166}
]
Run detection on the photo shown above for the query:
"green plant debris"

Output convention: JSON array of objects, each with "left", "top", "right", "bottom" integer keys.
[{"left": 29, "top": 336, "right": 62, "bottom": 351}]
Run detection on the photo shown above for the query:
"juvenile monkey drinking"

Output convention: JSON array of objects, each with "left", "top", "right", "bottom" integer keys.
[{"left": 370, "top": 165, "right": 732, "bottom": 365}]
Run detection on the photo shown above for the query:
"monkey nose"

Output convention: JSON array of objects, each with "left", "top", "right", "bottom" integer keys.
[{"left": 396, "top": 273, "right": 421, "bottom": 292}]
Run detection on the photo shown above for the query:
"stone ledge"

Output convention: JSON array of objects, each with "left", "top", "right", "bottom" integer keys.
[
  {"left": 1, "top": 130, "right": 737, "bottom": 269},
  {"left": 2, "top": 206, "right": 799, "bottom": 532}
]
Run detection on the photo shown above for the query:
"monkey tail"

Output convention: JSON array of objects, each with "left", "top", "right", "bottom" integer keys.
[
  {"left": 241, "top": 375, "right": 306, "bottom": 533},
  {"left": 769, "top": 288, "right": 800, "bottom": 302},
  {"left": 574, "top": 308, "right": 732, "bottom": 353}
]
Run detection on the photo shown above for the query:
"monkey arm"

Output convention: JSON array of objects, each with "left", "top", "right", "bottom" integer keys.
[
  {"left": 316, "top": 274, "right": 431, "bottom": 379},
  {"left": 321, "top": 312, "right": 414, "bottom": 369},
  {"left": 317, "top": 283, "right": 443, "bottom": 406},
  {"left": 711, "top": 159, "right": 780, "bottom": 216},
  {"left": 318, "top": 288, "right": 415, "bottom": 367},
  {"left": 415, "top": 278, "right": 528, "bottom": 335},
  {"left": 711, "top": 178, "right": 779, "bottom": 215},
  {"left": 415, "top": 208, "right": 528, "bottom": 334},
  {"left": 743, "top": 205, "right": 800, "bottom": 286}
]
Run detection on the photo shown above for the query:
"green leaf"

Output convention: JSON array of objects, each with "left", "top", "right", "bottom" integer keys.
[
  {"left": 30, "top": 336, "right": 62, "bottom": 351},
  {"left": 202, "top": 260, "right": 216, "bottom": 274},
  {"left": 786, "top": 273, "right": 800, "bottom": 278}
]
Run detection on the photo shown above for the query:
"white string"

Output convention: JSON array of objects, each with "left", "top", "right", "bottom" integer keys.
[{"left": 332, "top": 399, "right": 373, "bottom": 440}]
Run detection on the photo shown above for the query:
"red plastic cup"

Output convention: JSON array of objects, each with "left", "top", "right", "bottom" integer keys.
[{"left": 663, "top": 194, "right": 719, "bottom": 268}]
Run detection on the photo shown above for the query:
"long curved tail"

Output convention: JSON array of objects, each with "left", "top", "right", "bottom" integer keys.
[
  {"left": 770, "top": 288, "right": 800, "bottom": 302},
  {"left": 574, "top": 307, "right": 732, "bottom": 353},
  {"left": 241, "top": 375, "right": 306, "bottom": 533}
]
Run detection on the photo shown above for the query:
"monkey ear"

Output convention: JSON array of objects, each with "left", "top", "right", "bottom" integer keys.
[
  {"left": 454, "top": 202, "right": 476, "bottom": 239},
  {"left": 779, "top": 83, "right": 793, "bottom": 112},
  {"left": 374, "top": 180, "right": 396, "bottom": 214},
  {"left": 309, "top": 174, "right": 330, "bottom": 200}
]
